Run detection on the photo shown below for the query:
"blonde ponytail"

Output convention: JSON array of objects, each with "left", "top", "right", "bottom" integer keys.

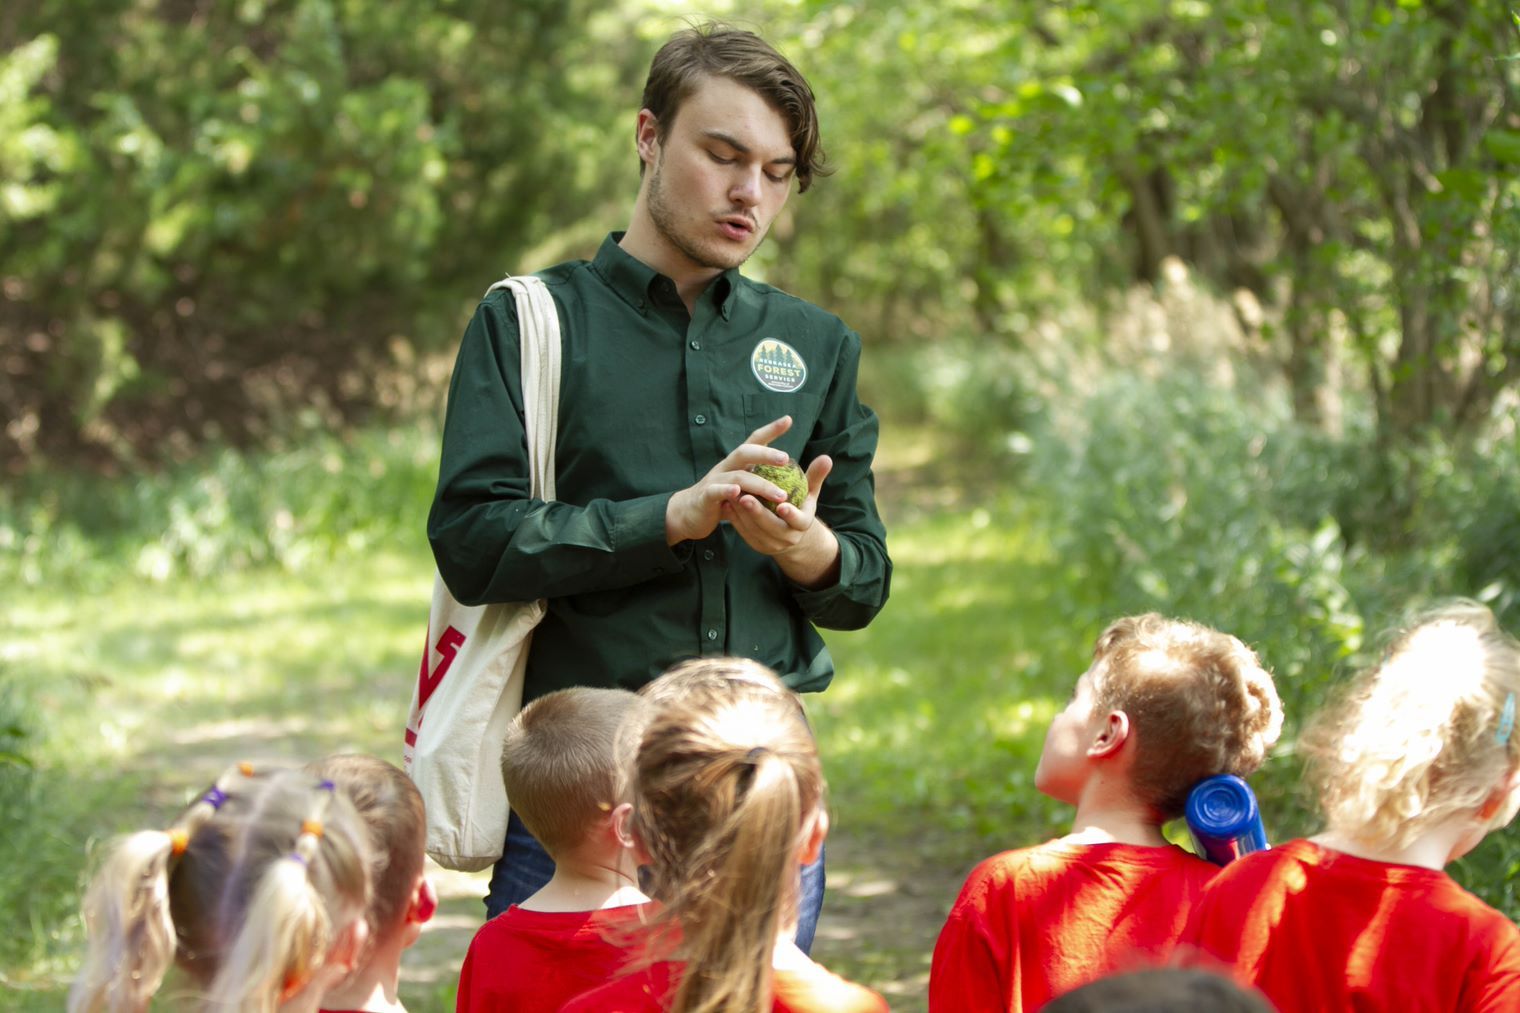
[
  {"left": 633, "top": 663, "right": 824, "bottom": 1013},
  {"left": 69, "top": 830, "right": 178, "bottom": 1013},
  {"left": 70, "top": 769, "right": 238, "bottom": 1013}
]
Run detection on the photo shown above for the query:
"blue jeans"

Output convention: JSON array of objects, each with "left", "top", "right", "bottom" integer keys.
[{"left": 484, "top": 811, "right": 826, "bottom": 954}]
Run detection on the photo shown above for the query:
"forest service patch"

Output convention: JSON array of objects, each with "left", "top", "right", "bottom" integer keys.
[{"left": 750, "top": 339, "right": 808, "bottom": 393}]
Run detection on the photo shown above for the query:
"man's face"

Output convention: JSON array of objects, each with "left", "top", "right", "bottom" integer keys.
[
  {"left": 1034, "top": 667, "right": 1102, "bottom": 805},
  {"left": 640, "top": 74, "right": 796, "bottom": 273}
]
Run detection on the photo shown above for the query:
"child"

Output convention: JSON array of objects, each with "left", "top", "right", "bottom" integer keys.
[
  {"left": 309, "top": 755, "right": 435, "bottom": 1013},
  {"left": 930, "top": 613, "right": 1283, "bottom": 1012},
  {"left": 455, "top": 687, "right": 653, "bottom": 1012},
  {"left": 70, "top": 764, "right": 371, "bottom": 1013},
  {"left": 1183, "top": 602, "right": 1520, "bottom": 1010},
  {"left": 563, "top": 658, "right": 888, "bottom": 1012}
]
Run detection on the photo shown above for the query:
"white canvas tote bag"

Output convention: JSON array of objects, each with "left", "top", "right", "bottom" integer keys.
[{"left": 403, "top": 274, "right": 560, "bottom": 871}]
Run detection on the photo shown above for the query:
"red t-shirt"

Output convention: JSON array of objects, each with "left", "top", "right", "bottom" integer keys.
[
  {"left": 559, "top": 957, "right": 889, "bottom": 1012},
  {"left": 929, "top": 840, "right": 1217, "bottom": 1012},
  {"left": 1182, "top": 838, "right": 1520, "bottom": 1012},
  {"left": 455, "top": 903, "right": 649, "bottom": 1013}
]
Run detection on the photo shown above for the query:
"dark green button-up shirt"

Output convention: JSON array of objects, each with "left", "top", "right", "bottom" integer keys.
[{"left": 428, "top": 234, "right": 891, "bottom": 702}]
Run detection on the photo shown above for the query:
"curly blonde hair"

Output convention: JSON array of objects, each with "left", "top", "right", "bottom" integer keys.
[
  {"left": 1302, "top": 601, "right": 1520, "bottom": 851},
  {"left": 1090, "top": 614, "right": 1284, "bottom": 818}
]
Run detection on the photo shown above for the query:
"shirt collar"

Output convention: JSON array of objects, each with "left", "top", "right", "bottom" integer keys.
[{"left": 593, "top": 232, "right": 739, "bottom": 320}]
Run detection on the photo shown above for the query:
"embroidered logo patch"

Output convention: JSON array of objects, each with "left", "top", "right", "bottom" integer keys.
[{"left": 751, "top": 339, "right": 807, "bottom": 393}]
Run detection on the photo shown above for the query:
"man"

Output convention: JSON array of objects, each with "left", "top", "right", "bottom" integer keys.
[{"left": 427, "top": 24, "right": 891, "bottom": 949}]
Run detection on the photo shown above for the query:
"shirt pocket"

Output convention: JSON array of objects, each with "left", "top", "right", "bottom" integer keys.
[{"left": 743, "top": 392, "right": 823, "bottom": 461}]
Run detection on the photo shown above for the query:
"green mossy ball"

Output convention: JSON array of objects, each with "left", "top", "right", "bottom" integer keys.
[{"left": 751, "top": 458, "right": 808, "bottom": 513}]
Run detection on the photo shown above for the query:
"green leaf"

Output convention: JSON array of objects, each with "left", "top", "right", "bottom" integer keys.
[{"left": 1484, "top": 130, "right": 1520, "bottom": 165}]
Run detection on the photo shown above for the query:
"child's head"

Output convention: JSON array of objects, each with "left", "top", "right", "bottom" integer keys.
[
  {"left": 306, "top": 754, "right": 430, "bottom": 952},
  {"left": 501, "top": 687, "right": 649, "bottom": 860},
  {"left": 1037, "top": 614, "right": 1283, "bottom": 820},
  {"left": 640, "top": 655, "right": 783, "bottom": 705},
  {"left": 632, "top": 658, "right": 825, "bottom": 1013},
  {"left": 70, "top": 765, "right": 370, "bottom": 1013},
  {"left": 1041, "top": 967, "right": 1274, "bottom": 1012},
  {"left": 1302, "top": 601, "right": 1520, "bottom": 853}
]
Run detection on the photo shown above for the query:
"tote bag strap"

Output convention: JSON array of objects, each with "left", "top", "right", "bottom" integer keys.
[{"left": 485, "top": 275, "right": 561, "bottom": 501}]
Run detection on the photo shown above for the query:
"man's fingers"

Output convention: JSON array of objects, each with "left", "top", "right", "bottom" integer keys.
[
  {"left": 744, "top": 415, "right": 793, "bottom": 447},
  {"left": 724, "top": 442, "right": 792, "bottom": 471},
  {"left": 804, "top": 454, "right": 833, "bottom": 497}
]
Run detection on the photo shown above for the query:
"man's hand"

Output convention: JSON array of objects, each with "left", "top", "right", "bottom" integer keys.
[
  {"left": 666, "top": 416, "right": 798, "bottom": 546},
  {"left": 722, "top": 450, "right": 841, "bottom": 590},
  {"left": 665, "top": 415, "right": 842, "bottom": 590}
]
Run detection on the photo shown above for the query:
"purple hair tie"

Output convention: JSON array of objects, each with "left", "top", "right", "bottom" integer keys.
[
  {"left": 318, "top": 779, "right": 336, "bottom": 792},
  {"left": 201, "top": 786, "right": 228, "bottom": 810}
]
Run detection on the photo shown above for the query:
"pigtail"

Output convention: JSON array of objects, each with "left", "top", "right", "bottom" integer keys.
[
  {"left": 668, "top": 749, "right": 802, "bottom": 1013},
  {"left": 206, "top": 786, "right": 365, "bottom": 1012},
  {"left": 69, "top": 830, "right": 178, "bottom": 1013},
  {"left": 68, "top": 769, "right": 238, "bottom": 1013},
  {"left": 206, "top": 851, "right": 330, "bottom": 1011}
]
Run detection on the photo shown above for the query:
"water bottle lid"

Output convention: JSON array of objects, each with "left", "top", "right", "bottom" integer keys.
[{"left": 1186, "top": 774, "right": 1259, "bottom": 838}]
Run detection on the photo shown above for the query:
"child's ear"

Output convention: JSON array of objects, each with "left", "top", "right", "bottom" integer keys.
[
  {"left": 1087, "top": 710, "right": 1131, "bottom": 759},
  {"left": 408, "top": 875, "right": 438, "bottom": 925},
  {"left": 611, "top": 801, "right": 637, "bottom": 849},
  {"left": 613, "top": 801, "right": 655, "bottom": 865},
  {"left": 799, "top": 806, "right": 830, "bottom": 866},
  {"left": 1479, "top": 767, "right": 1520, "bottom": 825}
]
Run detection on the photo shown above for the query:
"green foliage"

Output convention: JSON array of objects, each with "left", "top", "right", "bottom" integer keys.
[
  {"left": 0, "top": 424, "right": 439, "bottom": 588},
  {"left": 1, "top": 0, "right": 645, "bottom": 467}
]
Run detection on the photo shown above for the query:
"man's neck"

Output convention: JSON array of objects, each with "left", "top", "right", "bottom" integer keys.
[
  {"left": 617, "top": 223, "right": 723, "bottom": 313},
  {"left": 315, "top": 936, "right": 406, "bottom": 1013},
  {"left": 520, "top": 852, "right": 649, "bottom": 914}
]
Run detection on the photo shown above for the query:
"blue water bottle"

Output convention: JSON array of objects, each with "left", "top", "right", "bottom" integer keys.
[{"left": 1185, "top": 774, "right": 1268, "bottom": 867}]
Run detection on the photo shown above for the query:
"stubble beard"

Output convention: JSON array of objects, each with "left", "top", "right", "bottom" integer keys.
[{"left": 646, "top": 152, "right": 754, "bottom": 273}]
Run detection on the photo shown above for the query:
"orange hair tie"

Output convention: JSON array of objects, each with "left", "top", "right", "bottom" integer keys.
[
  {"left": 238, "top": 762, "right": 255, "bottom": 777},
  {"left": 168, "top": 828, "right": 190, "bottom": 857},
  {"left": 300, "top": 819, "right": 324, "bottom": 839}
]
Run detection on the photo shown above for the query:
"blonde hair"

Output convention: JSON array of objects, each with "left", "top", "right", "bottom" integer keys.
[
  {"left": 69, "top": 766, "right": 369, "bottom": 1013},
  {"left": 632, "top": 659, "right": 822, "bottom": 1013},
  {"left": 1302, "top": 601, "right": 1520, "bottom": 850},
  {"left": 501, "top": 687, "right": 647, "bottom": 857},
  {"left": 307, "top": 754, "right": 424, "bottom": 942},
  {"left": 1089, "top": 614, "right": 1283, "bottom": 818}
]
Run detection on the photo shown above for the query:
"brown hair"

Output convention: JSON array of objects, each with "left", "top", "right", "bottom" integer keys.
[
  {"left": 501, "top": 687, "right": 647, "bottom": 857},
  {"left": 307, "top": 754, "right": 425, "bottom": 941},
  {"left": 1042, "top": 967, "right": 1275, "bottom": 1012},
  {"left": 632, "top": 660, "right": 822, "bottom": 1013},
  {"left": 70, "top": 766, "right": 369, "bottom": 1013},
  {"left": 1089, "top": 614, "right": 1283, "bottom": 819},
  {"left": 640, "top": 23, "right": 829, "bottom": 192},
  {"left": 1302, "top": 601, "right": 1520, "bottom": 850}
]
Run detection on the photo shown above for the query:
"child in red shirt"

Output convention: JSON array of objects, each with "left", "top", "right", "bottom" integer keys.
[
  {"left": 562, "top": 657, "right": 888, "bottom": 1013},
  {"left": 456, "top": 687, "right": 654, "bottom": 1013},
  {"left": 1184, "top": 602, "right": 1520, "bottom": 1012},
  {"left": 312, "top": 754, "right": 437, "bottom": 1013},
  {"left": 930, "top": 614, "right": 1284, "bottom": 1012}
]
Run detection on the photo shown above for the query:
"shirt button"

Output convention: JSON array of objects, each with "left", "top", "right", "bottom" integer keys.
[
  {"left": 706, "top": 628, "right": 719, "bottom": 641},
  {"left": 690, "top": 340, "right": 701, "bottom": 350},
  {"left": 694, "top": 414, "right": 707, "bottom": 425},
  {"left": 703, "top": 549, "right": 715, "bottom": 561}
]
